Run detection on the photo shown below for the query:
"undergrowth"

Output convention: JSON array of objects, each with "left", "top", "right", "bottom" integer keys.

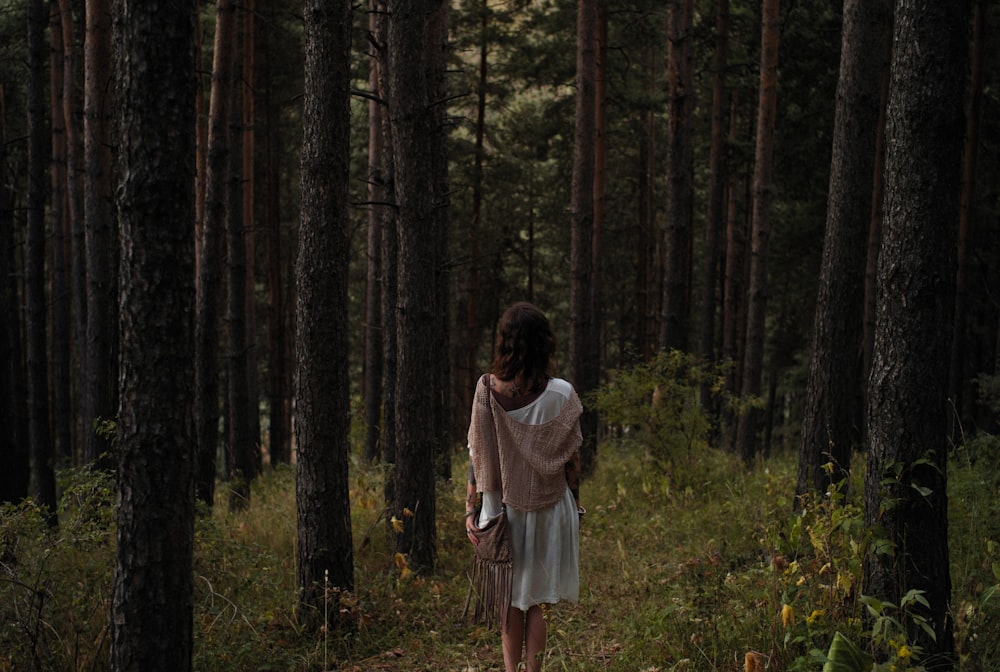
[{"left": 1, "top": 375, "right": 998, "bottom": 671}]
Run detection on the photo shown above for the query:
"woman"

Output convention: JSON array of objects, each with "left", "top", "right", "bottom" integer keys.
[{"left": 465, "top": 302, "right": 583, "bottom": 672}]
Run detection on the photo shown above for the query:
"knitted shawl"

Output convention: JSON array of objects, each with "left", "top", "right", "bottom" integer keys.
[{"left": 468, "top": 374, "right": 583, "bottom": 512}]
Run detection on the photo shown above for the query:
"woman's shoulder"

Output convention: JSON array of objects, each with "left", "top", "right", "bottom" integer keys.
[{"left": 545, "top": 377, "right": 576, "bottom": 398}]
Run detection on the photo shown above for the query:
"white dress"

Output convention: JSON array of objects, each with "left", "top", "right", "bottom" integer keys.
[{"left": 474, "top": 378, "right": 580, "bottom": 611}]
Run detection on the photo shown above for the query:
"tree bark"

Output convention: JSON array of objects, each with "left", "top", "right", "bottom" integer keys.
[
  {"left": 387, "top": 0, "right": 442, "bottom": 572},
  {"left": 261, "top": 1, "right": 288, "bottom": 466},
  {"left": 375, "top": 0, "right": 398, "bottom": 502},
  {"left": 861, "top": 7, "right": 892, "bottom": 410},
  {"left": 426, "top": 0, "right": 451, "bottom": 477},
  {"left": 295, "top": 0, "right": 354, "bottom": 628},
  {"left": 227, "top": 65, "right": 254, "bottom": 509},
  {"left": 632, "top": 44, "right": 658, "bottom": 361},
  {"left": 57, "top": 0, "right": 89, "bottom": 465},
  {"left": 698, "top": 0, "right": 729, "bottom": 391},
  {"left": 735, "top": 0, "right": 779, "bottom": 465},
  {"left": 592, "top": 0, "right": 606, "bottom": 371},
  {"left": 111, "top": 1, "right": 197, "bottom": 669},
  {"left": 796, "top": 0, "right": 889, "bottom": 500},
  {"left": 570, "top": 0, "right": 598, "bottom": 475},
  {"left": 242, "top": 0, "right": 261, "bottom": 469},
  {"left": 50, "top": 3, "right": 74, "bottom": 465},
  {"left": 0, "top": 84, "right": 31, "bottom": 503},
  {"left": 660, "top": 0, "right": 694, "bottom": 352},
  {"left": 721, "top": 95, "right": 748, "bottom": 448},
  {"left": 27, "top": 0, "right": 58, "bottom": 523},
  {"left": 457, "top": 0, "right": 488, "bottom": 449},
  {"left": 863, "top": 0, "right": 970, "bottom": 658},
  {"left": 195, "top": 0, "right": 207, "bottom": 246},
  {"left": 195, "top": 0, "right": 237, "bottom": 509},
  {"left": 363, "top": 0, "right": 385, "bottom": 465},
  {"left": 948, "top": 0, "right": 985, "bottom": 428},
  {"left": 84, "top": 0, "right": 117, "bottom": 469}
]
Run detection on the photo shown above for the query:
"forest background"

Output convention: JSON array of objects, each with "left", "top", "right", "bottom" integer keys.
[{"left": 1, "top": 0, "right": 999, "bottom": 670}]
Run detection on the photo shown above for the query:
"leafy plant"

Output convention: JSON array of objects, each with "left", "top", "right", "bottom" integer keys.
[
  {"left": 823, "top": 631, "right": 872, "bottom": 672},
  {"left": 5, "top": 413, "right": 1000, "bottom": 670},
  {"left": 589, "top": 350, "right": 732, "bottom": 483},
  {"left": 0, "top": 466, "right": 115, "bottom": 672}
]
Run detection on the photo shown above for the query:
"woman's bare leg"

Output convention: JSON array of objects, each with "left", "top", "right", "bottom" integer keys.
[
  {"left": 501, "top": 607, "right": 524, "bottom": 672},
  {"left": 524, "top": 605, "right": 547, "bottom": 672}
]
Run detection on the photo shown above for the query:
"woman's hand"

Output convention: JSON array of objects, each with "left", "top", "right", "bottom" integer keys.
[{"left": 465, "top": 511, "right": 479, "bottom": 545}]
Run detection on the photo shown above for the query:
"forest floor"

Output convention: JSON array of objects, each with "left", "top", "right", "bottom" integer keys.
[
  {"left": 4, "top": 436, "right": 999, "bottom": 671},
  {"left": 193, "top": 438, "right": 1000, "bottom": 672}
]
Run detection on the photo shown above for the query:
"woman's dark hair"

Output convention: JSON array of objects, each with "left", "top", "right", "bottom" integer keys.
[{"left": 489, "top": 302, "right": 556, "bottom": 392}]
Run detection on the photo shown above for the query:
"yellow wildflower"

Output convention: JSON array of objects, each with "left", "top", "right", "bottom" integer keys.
[
  {"left": 837, "top": 571, "right": 854, "bottom": 595},
  {"left": 744, "top": 651, "right": 763, "bottom": 672},
  {"left": 403, "top": 507, "right": 415, "bottom": 518},
  {"left": 805, "top": 609, "right": 824, "bottom": 626},
  {"left": 394, "top": 552, "right": 412, "bottom": 579},
  {"left": 897, "top": 644, "right": 912, "bottom": 660},
  {"left": 781, "top": 603, "right": 794, "bottom": 627},
  {"left": 390, "top": 516, "right": 404, "bottom": 533}
]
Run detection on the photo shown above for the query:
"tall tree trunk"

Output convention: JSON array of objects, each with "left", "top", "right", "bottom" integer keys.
[
  {"left": 57, "top": 0, "right": 88, "bottom": 465},
  {"left": 592, "top": 1, "right": 606, "bottom": 372},
  {"left": 111, "top": 2, "right": 197, "bottom": 670},
  {"left": 633, "top": 110, "right": 654, "bottom": 360},
  {"left": 0, "top": 85, "right": 32, "bottom": 503},
  {"left": 633, "top": 44, "right": 657, "bottom": 361},
  {"left": 426, "top": 0, "right": 451, "bottom": 478},
  {"left": 50, "top": 3, "right": 74, "bottom": 465},
  {"left": 570, "top": 0, "right": 598, "bottom": 475},
  {"left": 698, "top": 0, "right": 729, "bottom": 395},
  {"left": 862, "top": 7, "right": 892, "bottom": 407},
  {"left": 735, "top": 0, "right": 779, "bottom": 465},
  {"left": 295, "top": 0, "right": 354, "bottom": 629},
  {"left": 363, "top": 0, "right": 385, "bottom": 465},
  {"left": 863, "top": 0, "right": 969, "bottom": 658},
  {"left": 84, "top": 0, "right": 117, "bottom": 470},
  {"left": 195, "top": 0, "right": 206, "bottom": 250},
  {"left": 27, "top": 0, "right": 58, "bottom": 524},
  {"left": 195, "top": 0, "right": 237, "bottom": 509},
  {"left": 381, "top": 172, "right": 398, "bottom": 475},
  {"left": 721, "top": 97, "right": 749, "bottom": 448},
  {"left": 227, "top": 73, "right": 254, "bottom": 509},
  {"left": 661, "top": 0, "right": 694, "bottom": 352},
  {"left": 458, "top": 0, "right": 488, "bottom": 450},
  {"left": 387, "top": 0, "right": 443, "bottom": 573},
  {"left": 796, "top": 0, "right": 890, "bottom": 500},
  {"left": 242, "top": 0, "right": 261, "bottom": 469},
  {"left": 948, "top": 0, "right": 985, "bottom": 428},
  {"left": 374, "top": 0, "right": 398, "bottom": 506},
  {"left": 261, "top": 2, "right": 288, "bottom": 466}
]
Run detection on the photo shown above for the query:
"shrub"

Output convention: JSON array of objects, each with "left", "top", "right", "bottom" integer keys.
[
  {"left": 589, "top": 350, "right": 733, "bottom": 484},
  {"left": 0, "top": 466, "right": 115, "bottom": 672}
]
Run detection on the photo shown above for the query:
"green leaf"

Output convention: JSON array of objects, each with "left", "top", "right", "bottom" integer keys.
[
  {"left": 823, "top": 632, "right": 873, "bottom": 672},
  {"left": 900, "top": 589, "right": 929, "bottom": 609}
]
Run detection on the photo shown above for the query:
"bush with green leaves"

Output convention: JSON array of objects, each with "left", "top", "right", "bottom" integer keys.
[
  {"left": 589, "top": 350, "right": 733, "bottom": 482},
  {"left": 0, "top": 466, "right": 115, "bottom": 672}
]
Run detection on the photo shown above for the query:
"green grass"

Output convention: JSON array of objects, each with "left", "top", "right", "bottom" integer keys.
[{"left": 2, "top": 439, "right": 998, "bottom": 671}]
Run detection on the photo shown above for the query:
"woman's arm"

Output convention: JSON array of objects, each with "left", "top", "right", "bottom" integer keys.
[
  {"left": 465, "top": 463, "right": 480, "bottom": 544},
  {"left": 465, "top": 462, "right": 479, "bottom": 519},
  {"left": 565, "top": 451, "right": 582, "bottom": 513}
]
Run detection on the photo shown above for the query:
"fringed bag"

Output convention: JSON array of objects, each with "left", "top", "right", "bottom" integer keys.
[{"left": 463, "top": 505, "right": 513, "bottom": 630}]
